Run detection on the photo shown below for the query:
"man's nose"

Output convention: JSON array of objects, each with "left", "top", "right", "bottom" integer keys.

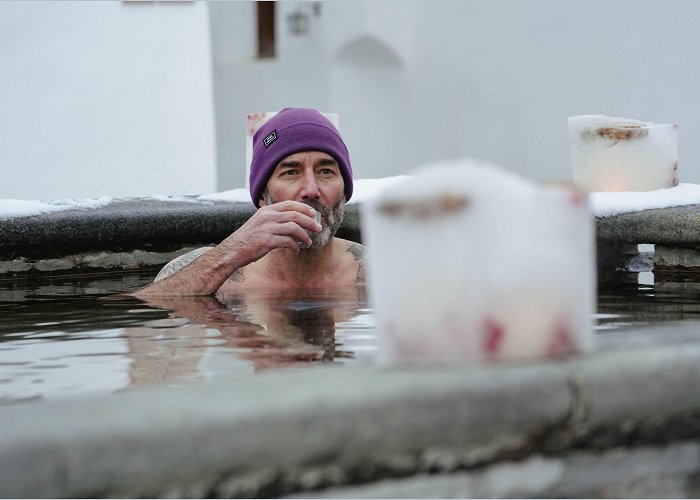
[{"left": 300, "top": 170, "right": 321, "bottom": 200}]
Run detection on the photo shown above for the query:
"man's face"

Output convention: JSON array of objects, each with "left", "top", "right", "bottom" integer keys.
[{"left": 261, "top": 151, "right": 346, "bottom": 249}]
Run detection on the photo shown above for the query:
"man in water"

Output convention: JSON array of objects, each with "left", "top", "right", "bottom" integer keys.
[{"left": 132, "top": 108, "right": 366, "bottom": 297}]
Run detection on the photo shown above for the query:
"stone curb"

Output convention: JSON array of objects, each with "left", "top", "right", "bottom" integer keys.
[
  {"left": 1, "top": 198, "right": 700, "bottom": 275},
  {"left": 0, "top": 198, "right": 700, "bottom": 254},
  {"left": 0, "top": 199, "right": 257, "bottom": 255},
  {"left": 2, "top": 341, "right": 700, "bottom": 498},
  {"left": 1, "top": 198, "right": 699, "bottom": 255},
  {"left": 0, "top": 199, "right": 361, "bottom": 274},
  {"left": 595, "top": 204, "right": 700, "bottom": 245},
  {"left": 288, "top": 441, "right": 700, "bottom": 498}
]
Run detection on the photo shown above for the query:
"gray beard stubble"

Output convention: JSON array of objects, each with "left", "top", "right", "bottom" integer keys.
[{"left": 262, "top": 191, "right": 346, "bottom": 249}]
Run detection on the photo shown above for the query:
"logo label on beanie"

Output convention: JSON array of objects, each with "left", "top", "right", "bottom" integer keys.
[{"left": 263, "top": 130, "right": 278, "bottom": 148}]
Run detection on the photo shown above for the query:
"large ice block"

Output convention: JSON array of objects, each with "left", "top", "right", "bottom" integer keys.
[
  {"left": 361, "top": 160, "right": 596, "bottom": 364},
  {"left": 569, "top": 114, "right": 678, "bottom": 192}
]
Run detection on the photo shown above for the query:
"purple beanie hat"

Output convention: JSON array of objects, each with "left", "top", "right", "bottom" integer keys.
[{"left": 249, "top": 108, "right": 353, "bottom": 208}]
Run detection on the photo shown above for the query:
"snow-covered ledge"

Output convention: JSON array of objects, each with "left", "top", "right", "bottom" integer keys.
[
  {"left": 593, "top": 186, "right": 700, "bottom": 280},
  {"left": 2, "top": 178, "right": 700, "bottom": 277},
  {"left": 0, "top": 178, "right": 410, "bottom": 276}
]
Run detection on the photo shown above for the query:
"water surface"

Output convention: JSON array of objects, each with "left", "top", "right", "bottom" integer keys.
[
  {"left": 3, "top": 271, "right": 700, "bottom": 406},
  {"left": 0, "top": 272, "right": 375, "bottom": 406}
]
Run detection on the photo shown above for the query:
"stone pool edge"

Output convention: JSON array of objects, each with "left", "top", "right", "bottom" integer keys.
[
  {"left": 2, "top": 198, "right": 700, "bottom": 278},
  {"left": 0, "top": 198, "right": 361, "bottom": 276},
  {"left": 2, "top": 340, "right": 700, "bottom": 498}
]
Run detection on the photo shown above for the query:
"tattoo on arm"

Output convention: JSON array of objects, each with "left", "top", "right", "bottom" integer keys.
[
  {"left": 346, "top": 242, "right": 367, "bottom": 284},
  {"left": 226, "top": 267, "right": 245, "bottom": 283},
  {"left": 346, "top": 241, "right": 365, "bottom": 261},
  {"left": 154, "top": 247, "right": 213, "bottom": 282},
  {"left": 355, "top": 260, "right": 366, "bottom": 285}
]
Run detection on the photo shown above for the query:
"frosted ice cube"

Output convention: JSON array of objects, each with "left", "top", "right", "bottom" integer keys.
[
  {"left": 361, "top": 159, "right": 595, "bottom": 365},
  {"left": 569, "top": 114, "right": 678, "bottom": 192}
]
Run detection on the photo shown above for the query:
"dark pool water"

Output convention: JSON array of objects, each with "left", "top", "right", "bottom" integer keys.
[
  {"left": 2, "top": 270, "right": 700, "bottom": 406},
  {"left": 0, "top": 271, "right": 375, "bottom": 406}
]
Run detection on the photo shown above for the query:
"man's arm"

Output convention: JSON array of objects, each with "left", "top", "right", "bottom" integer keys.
[
  {"left": 153, "top": 247, "right": 214, "bottom": 282},
  {"left": 130, "top": 200, "right": 321, "bottom": 297}
]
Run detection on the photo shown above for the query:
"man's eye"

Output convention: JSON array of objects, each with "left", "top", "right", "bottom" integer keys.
[
  {"left": 281, "top": 169, "right": 298, "bottom": 176},
  {"left": 318, "top": 168, "right": 336, "bottom": 175}
]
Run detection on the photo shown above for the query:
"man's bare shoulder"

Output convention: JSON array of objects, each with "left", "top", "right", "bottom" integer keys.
[
  {"left": 334, "top": 237, "right": 366, "bottom": 260},
  {"left": 333, "top": 238, "right": 366, "bottom": 285},
  {"left": 154, "top": 246, "right": 214, "bottom": 282}
]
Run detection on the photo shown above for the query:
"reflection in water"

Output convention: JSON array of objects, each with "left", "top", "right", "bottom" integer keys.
[
  {"left": 597, "top": 278, "right": 700, "bottom": 330},
  {"left": 0, "top": 272, "right": 376, "bottom": 405},
  {"left": 134, "top": 286, "right": 370, "bottom": 380},
  {"left": 5, "top": 270, "right": 700, "bottom": 405}
]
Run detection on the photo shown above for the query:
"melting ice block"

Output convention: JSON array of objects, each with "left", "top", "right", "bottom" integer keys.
[
  {"left": 569, "top": 114, "right": 678, "bottom": 192},
  {"left": 362, "top": 160, "right": 596, "bottom": 364}
]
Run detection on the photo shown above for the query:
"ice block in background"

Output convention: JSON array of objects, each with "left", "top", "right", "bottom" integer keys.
[
  {"left": 245, "top": 111, "right": 340, "bottom": 189},
  {"left": 569, "top": 115, "right": 678, "bottom": 192},
  {"left": 361, "top": 160, "right": 596, "bottom": 364}
]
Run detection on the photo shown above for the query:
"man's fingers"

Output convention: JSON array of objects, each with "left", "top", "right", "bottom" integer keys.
[
  {"left": 259, "top": 204, "right": 321, "bottom": 233},
  {"left": 241, "top": 201, "right": 325, "bottom": 255},
  {"left": 275, "top": 235, "right": 305, "bottom": 253},
  {"left": 278, "top": 221, "right": 313, "bottom": 247},
  {"left": 270, "top": 200, "right": 318, "bottom": 219},
  {"left": 269, "top": 234, "right": 308, "bottom": 253}
]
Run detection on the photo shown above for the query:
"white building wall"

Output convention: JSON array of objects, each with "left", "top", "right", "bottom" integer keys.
[
  {"left": 3, "top": 1, "right": 699, "bottom": 200},
  {"left": 407, "top": 0, "right": 700, "bottom": 183},
  {"left": 210, "top": 1, "right": 331, "bottom": 192},
  {"left": 0, "top": 1, "right": 216, "bottom": 200},
  {"left": 212, "top": 0, "right": 700, "bottom": 190}
]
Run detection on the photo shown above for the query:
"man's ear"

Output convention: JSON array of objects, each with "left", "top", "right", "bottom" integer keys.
[{"left": 258, "top": 196, "right": 267, "bottom": 207}]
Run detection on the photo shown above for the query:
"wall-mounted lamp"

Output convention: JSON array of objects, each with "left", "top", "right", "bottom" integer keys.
[{"left": 286, "top": 2, "right": 321, "bottom": 36}]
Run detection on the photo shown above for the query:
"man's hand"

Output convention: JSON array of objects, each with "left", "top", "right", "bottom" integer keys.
[
  {"left": 131, "top": 201, "right": 322, "bottom": 297},
  {"left": 223, "top": 200, "right": 322, "bottom": 263}
]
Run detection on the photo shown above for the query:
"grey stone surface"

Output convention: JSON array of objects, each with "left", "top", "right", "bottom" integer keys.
[
  {"left": 538, "top": 341, "right": 700, "bottom": 458},
  {"left": 1, "top": 196, "right": 699, "bottom": 276},
  {"left": 0, "top": 198, "right": 256, "bottom": 256},
  {"left": 292, "top": 442, "right": 700, "bottom": 499},
  {"left": 0, "top": 198, "right": 361, "bottom": 273},
  {"left": 3, "top": 340, "right": 700, "bottom": 498},
  {"left": 0, "top": 361, "right": 569, "bottom": 498},
  {"left": 593, "top": 205, "right": 700, "bottom": 279},
  {"left": 571, "top": 343, "right": 700, "bottom": 429},
  {"left": 0, "top": 246, "right": 205, "bottom": 274},
  {"left": 655, "top": 244, "right": 700, "bottom": 268},
  {"left": 0, "top": 197, "right": 691, "bottom": 256},
  {"left": 595, "top": 204, "right": 700, "bottom": 245}
]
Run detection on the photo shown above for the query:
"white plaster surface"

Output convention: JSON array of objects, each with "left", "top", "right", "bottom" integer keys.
[{"left": 0, "top": 1, "right": 216, "bottom": 200}]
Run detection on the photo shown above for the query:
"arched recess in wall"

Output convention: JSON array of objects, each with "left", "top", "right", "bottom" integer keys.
[{"left": 329, "top": 35, "right": 412, "bottom": 180}]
